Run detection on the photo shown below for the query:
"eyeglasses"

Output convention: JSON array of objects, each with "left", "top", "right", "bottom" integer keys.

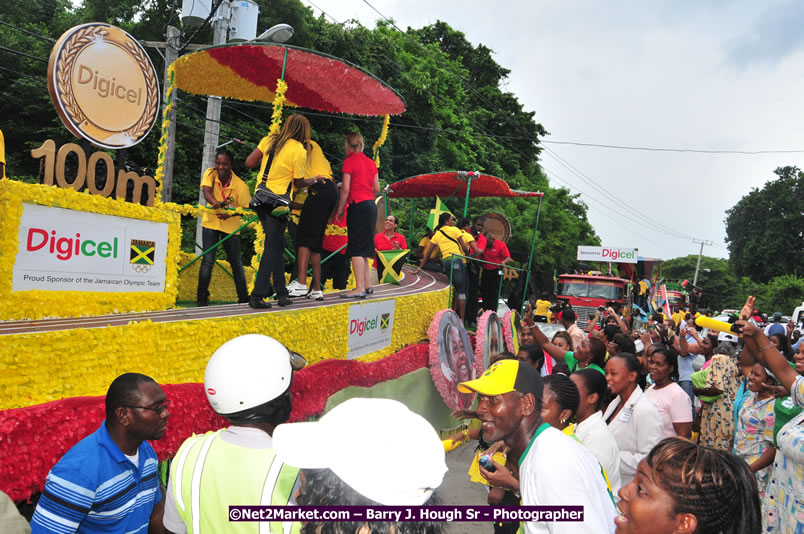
[{"left": 123, "top": 399, "right": 171, "bottom": 414}]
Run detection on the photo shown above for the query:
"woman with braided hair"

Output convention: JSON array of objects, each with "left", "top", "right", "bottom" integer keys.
[
  {"left": 614, "top": 437, "right": 761, "bottom": 533},
  {"left": 541, "top": 374, "right": 580, "bottom": 436}
]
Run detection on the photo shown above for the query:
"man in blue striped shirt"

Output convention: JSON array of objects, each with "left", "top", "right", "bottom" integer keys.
[{"left": 31, "top": 373, "right": 169, "bottom": 534}]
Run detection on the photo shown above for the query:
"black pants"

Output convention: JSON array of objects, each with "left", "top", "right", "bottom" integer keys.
[
  {"left": 321, "top": 252, "right": 350, "bottom": 290},
  {"left": 480, "top": 268, "right": 501, "bottom": 312},
  {"left": 251, "top": 212, "right": 289, "bottom": 299},
  {"left": 197, "top": 226, "right": 248, "bottom": 302}
]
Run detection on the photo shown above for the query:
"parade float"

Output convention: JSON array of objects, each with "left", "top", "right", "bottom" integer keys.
[
  {"left": 0, "top": 23, "right": 455, "bottom": 503},
  {"left": 0, "top": 22, "right": 547, "bottom": 504}
]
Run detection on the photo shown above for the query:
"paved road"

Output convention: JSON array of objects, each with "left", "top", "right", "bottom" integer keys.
[{"left": 441, "top": 442, "right": 491, "bottom": 534}]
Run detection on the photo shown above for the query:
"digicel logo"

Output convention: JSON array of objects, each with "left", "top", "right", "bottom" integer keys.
[
  {"left": 601, "top": 248, "right": 635, "bottom": 261},
  {"left": 350, "top": 315, "right": 379, "bottom": 336},
  {"left": 26, "top": 228, "right": 118, "bottom": 261}
]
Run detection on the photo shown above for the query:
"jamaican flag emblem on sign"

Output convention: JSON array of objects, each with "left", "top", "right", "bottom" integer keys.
[{"left": 130, "top": 239, "right": 155, "bottom": 273}]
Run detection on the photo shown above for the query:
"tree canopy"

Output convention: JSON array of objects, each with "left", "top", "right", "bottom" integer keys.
[{"left": 725, "top": 166, "right": 803, "bottom": 283}]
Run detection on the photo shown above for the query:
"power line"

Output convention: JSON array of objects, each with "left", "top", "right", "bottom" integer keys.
[
  {"left": 542, "top": 139, "right": 804, "bottom": 155},
  {"left": 178, "top": 0, "right": 225, "bottom": 52},
  {"left": 0, "top": 64, "right": 44, "bottom": 81},
  {"left": 0, "top": 44, "right": 48, "bottom": 64},
  {"left": 541, "top": 166, "right": 678, "bottom": 256},
  {"left": 0, "top": 19, "right": 56, "bottom": 42}
]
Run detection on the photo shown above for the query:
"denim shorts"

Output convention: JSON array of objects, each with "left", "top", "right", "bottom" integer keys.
[{"left": 443, "top": 258, "right": 466, "bottom": 299}]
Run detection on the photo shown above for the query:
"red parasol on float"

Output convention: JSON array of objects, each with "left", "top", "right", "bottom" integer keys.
[
  {"left": 385, "top": 171, "right": 540, "bottom": 199},
  {"left": 171, "top": 42, "right": 405, "bottom": 115}
]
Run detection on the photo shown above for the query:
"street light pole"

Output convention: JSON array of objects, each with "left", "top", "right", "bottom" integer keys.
[{"left": 196, "top": 2, "right": 229, "bottom": 253}]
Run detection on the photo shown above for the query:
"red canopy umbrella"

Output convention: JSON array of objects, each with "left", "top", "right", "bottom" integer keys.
[
  {"left": 385, "top": 171, "right": 541, "bottom": 199},
  {"left": 172, "top": 42, "right": 405, "bottom": 116}
]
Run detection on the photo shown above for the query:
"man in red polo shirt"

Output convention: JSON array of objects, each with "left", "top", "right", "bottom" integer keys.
[{"left": 480, "top": 232, "right": 511, "bottom": 313}]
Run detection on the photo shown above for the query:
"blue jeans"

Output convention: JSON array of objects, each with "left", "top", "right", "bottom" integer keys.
[
  {"left": 197, "top": 227, "right": 248, "bottom": 302},
  {"left": 443, "top": 258, "right": 466, "bottom": 299},
  {"left": 251, "top": 212, "right": 288, "bottom": 299},
  {"left": 678, "top": 380, "right": 694, "bottom": 418}
]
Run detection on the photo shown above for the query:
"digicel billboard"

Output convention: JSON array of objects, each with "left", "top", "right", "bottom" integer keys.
[
  {"left": 13, "top": 203, "right": 169, "bottom": 292},
  {"left": 577, "top": 246, "right": 638, "bottom": 264}
]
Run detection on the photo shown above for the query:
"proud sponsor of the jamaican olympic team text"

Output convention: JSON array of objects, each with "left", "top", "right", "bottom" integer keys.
[{"left": 12, "top": 203, "right": 169, "bottom": 293}]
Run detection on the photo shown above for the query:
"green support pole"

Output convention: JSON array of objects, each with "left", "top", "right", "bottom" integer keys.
[
  {"left": 179, "top": 215, "right": 259, "bottom": 274},
  {"left": 521, "top": 194, "right": 544, "bottom": 312},
  {"left": 408, "top": 199, "right": 415, "bottom": 245},
  {"left": 383, "top": 189, "right": 388, "bottom": 220},
  {"left": 448, "top": 260, "right": 454, "bottom": 310},
  {"left": 194, "top": 241, "right": 234, "bottom": 279},
  {"left": 307, "top": 244, "right": 347, "bottom": 277},
  {"left": 462, "top": 176, "right": 472, "bottom": 217},
  {"left": 497, "top": 266, "right": 505, "bottom": 305}
]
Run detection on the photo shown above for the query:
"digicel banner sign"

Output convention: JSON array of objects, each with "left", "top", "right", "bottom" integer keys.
[
  {"left": 577, "top": 246, "right": 638, "bottom": 264},
  {"left": 347, "top": 300, "right": 396, "bottom": 359},
  {"left": 13, "top": 203, "right": 169, "bottom": 292}
]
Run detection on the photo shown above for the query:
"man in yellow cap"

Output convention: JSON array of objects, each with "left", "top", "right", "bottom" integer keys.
[{"left": 459, "top": 360, "right": 617, "bottom": 534}]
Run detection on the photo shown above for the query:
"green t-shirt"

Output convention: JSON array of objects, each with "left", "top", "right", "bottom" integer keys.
[
  {"left": 565, "top": 351, "right": 605, "bottom": 375},
  {"left": 773, "top": 396, "right": 803, "bottom": 447}
]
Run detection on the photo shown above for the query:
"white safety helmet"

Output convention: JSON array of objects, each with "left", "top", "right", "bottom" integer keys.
[{"left": 204, "top": 334, "right": 306, "bottom": 416}]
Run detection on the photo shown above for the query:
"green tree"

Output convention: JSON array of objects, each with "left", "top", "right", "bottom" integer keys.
[
  {"left": 2, "top": 1, "right": 599, "bottom": 297},
  {"left": 725, "top": 166, "right": 803, "bottom": 283},
  {"left": 660, "top": 255, "right": 751, "bottom": 311}
]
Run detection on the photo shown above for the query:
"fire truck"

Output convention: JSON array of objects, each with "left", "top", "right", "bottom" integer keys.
[{"left": 555, "top": 273, "right": 632, "bottom": 329}]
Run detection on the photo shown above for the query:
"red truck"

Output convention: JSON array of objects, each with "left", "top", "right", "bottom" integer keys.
[{"left": 555, "top": 273, "right": 632, "bottom": 329}]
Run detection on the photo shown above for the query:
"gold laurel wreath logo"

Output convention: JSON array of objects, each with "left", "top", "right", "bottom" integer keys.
[
  {"left": 56, "top": 26, "right": 109, "bottom": 127},
  {"left": 123, "top": 38, "right": 158, "bottom": 139},
  {"left": 55, "top": 26, "right": 158, "bottom": 142}
]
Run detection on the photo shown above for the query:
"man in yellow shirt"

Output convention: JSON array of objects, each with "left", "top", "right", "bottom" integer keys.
[
  {"left": 197, "top": 148, "right": 252, "bottom": 306},
  {"left": 0, "top": 128, "right": 6, "bottom": 179}
]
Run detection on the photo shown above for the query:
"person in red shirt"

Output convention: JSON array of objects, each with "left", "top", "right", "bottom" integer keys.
[
  {"left": 374, "top": 215, "right": 407, "bottom": 281},
  {"left": 480, "top": 232, "right": 511, "bottom": 312},
  {"left": 334, "top": 133, "right": 380, "bottom": 298},
  {"left": 321, "top": 203, "right": 350, "bottom": 290}
]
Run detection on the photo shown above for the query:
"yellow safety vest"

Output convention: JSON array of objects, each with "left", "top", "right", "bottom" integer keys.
[{"left": 170, "top": 429, "right": 301, "bottom": 534}]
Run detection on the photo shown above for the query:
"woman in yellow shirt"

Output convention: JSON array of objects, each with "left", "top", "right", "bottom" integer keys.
[
  {"left": 245, "top": 114, "right": 310, "bottom": 308},
  {"left": 416, "top": 212, "right": 469, "bottom": 320},
  {"left": 286, "top": 140, "right": 337, "bottom": 301}
]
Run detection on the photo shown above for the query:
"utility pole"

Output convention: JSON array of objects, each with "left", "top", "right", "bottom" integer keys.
[
  {"left": 196, "top": 1, "right": 230, "bottom": 253},
  {"left": 692, "top": 238, "right": 713, "bottom": 286},
  {"left": 160, "top": 25, "right": 180, "bottom": 202}
]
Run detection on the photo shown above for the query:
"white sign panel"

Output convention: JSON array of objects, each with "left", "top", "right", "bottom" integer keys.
[
  {"left": 13, "top": 203, "right": 169, "bottom": 292},
  {"left": 577, "top": 246, "right": 638, "bottom": 264},
  {"left": 347, "top": 299, "right": 396, "bottom": 359}
]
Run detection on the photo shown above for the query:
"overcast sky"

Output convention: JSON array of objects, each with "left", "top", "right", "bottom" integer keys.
[{"left": 304, "top": 0, "right": 804, "bottom": 261}]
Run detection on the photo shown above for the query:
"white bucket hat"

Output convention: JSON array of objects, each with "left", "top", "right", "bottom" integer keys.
[{"left": 273, "top": 398, "right": 447, "bottom": 506}]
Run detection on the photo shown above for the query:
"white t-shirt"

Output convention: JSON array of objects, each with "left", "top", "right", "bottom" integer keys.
[
  {"left": 520, "top": 424, "right": 617, "bottom": 534},
  {"left": 574, "top": 411, "right": 622, "bottom": 496},
  {"left": 602, "top": 387, "right": 665, "bottom": 487},
  {"left": 644, "top": 382, "right": 693, "bottom": 438}
]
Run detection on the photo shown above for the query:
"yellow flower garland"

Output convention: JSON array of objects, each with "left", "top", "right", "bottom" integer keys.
[
  {"left": 372, "top": 114, "right": 390, "bottom": 167},
  {"left": 153, "top": 63, "right": 176, "bottom": 206},
  {"left": 269, "top": 78, "right": 288, "bottom": 136},
  {"left": 0, "top": 181, "right": 181, "bottom": 321},
  {"left": 0, "top": 287, "right": 448, "bottom": 410}
]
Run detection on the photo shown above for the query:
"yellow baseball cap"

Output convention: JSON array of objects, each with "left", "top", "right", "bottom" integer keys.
[{"left": 458, "top": 360, "right": 543, "bottom": 398}]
